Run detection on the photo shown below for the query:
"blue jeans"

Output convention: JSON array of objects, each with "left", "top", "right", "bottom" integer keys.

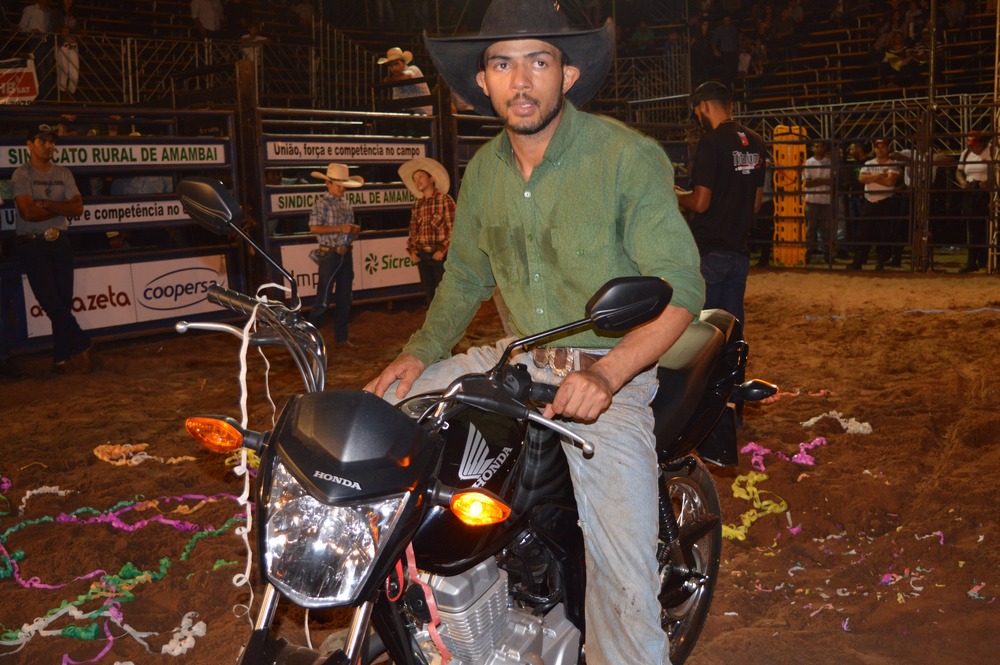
[
  {"left": 388, "top": 339, "right": 669, "bottom": 665},
  {"left": 308, "top": 250, "right": 353, "bottom": 343},
  {"left": 18, "top": 234, "right": 91, "bottom": 363},
  {"left": 699, "top": 250, "right": 749, "bottom": 325}
]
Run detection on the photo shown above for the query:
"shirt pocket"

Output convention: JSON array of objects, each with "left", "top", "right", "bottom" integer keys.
[{"left": 479, "top": 225, "right": 522, "bottom": 283}]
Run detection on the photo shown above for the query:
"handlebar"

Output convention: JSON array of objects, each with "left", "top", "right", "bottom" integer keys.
[
  {"left": 178, "top": 282, "right": 327, "bottom": 393},
  {"left": 207, "top": 283, "right": 267, "bottom": 316},
  {"left": 433, "top": 369, "right": 593, "bottom": 456}
]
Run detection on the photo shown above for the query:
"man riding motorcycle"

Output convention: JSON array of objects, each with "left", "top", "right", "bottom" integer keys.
[{"left": 364, "top": 1, "right": 706, "bottom": 662}]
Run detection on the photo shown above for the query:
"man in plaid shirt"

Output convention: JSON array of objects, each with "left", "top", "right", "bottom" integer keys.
[
  {"left": 308, "top": 163, "right": 363, "bottom": 347},
  {"left": 399, "top": 157, "right": 455, "bottom": 303}
]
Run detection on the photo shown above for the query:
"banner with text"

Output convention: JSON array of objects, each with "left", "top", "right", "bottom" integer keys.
[
  {"left": 1, "top": 142, "right": 229, "bottom": 169},
  {"left": 265, "top": 140, "right": 425, "bottom": 163},
  {"left": 23, "top": 255, "right": 228, "bottom": 338},
  {"left": 3, "top": 199, "right": 191, "bottom": 232},
  {"left": 269, "top": 187, "right": 415, "bottom": 215},
  {"left": 68, "top": 199, "right": 191, "bottom": 227},
  {"left": 0, "top": 58, "right": 38, "bottom": 105},
  {"left": 279, "top": 235, "right": 418, "bottom": 298}
]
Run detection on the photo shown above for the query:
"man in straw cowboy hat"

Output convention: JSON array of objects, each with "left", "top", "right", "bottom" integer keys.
[
  {"left": 308, "top": 163, "right": 363, "bottom": 348},
  {"left": 366, "top": 2, "right": 704, "bottom": 662},
  {"left": 378, "top": 46, "right": 432, "bottom": 115},
  {"left": 399, "top": 157, "right": 455, "bottom": 303}
]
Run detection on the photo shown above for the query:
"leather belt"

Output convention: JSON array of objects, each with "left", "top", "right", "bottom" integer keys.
[
  {"left": 18, "top": 228, "right": 62, "bottom": 242},
  {"left": 530, "top": 347, "right": 603, "bottom": 377},
  {"left": 318, "top": 244, "right": 351, "bottom": 256}
]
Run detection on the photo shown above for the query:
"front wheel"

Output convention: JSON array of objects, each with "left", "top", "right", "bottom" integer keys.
[{"left": 658, "top": 457, "right": 722, "bottom": 664}]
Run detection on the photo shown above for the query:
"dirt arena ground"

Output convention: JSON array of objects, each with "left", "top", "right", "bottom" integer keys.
[{"left": 2, "top": 267, "right": 998, "bottom": 664}]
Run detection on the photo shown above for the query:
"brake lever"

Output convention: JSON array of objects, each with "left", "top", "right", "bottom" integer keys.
[
  {"left": 175, "top": 320, "right": 245, "bottom": 340},
  {"left": 525, "top": 411, "right": 593, "bottom": 457}
]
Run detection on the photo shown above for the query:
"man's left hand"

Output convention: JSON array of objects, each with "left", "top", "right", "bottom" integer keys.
[{"left": 542, "top": 369, "right": 614, "bottom": 423}]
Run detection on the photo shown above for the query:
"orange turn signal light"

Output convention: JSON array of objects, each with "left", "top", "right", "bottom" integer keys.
[
  {"left": 450, "top": 490, "right": 511, "bottom": 527},
  {"left": 185, "top": 417, "right": 244, "bottom": 453}
]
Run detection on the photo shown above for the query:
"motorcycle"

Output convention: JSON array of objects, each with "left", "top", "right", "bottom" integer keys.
[{"left": 176, "top": 177, "right": 777, "bottom": 665}]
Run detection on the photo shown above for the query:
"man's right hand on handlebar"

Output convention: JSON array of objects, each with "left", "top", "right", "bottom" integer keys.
[{"left": 365, "top": 354, "right": 426, "bottom": 399}]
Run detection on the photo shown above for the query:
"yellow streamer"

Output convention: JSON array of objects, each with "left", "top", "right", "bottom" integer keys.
[{"left": 722, "top": 471, "right": 789, "bottom": 540}]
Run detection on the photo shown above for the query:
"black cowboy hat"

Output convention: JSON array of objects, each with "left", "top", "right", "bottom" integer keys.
[{"left": 423, "top": 0, "right": 615, "bottom": 117}]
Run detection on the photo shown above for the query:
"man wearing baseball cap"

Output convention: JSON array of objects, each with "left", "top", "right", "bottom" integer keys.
[
  {"left": 676, "top": 79, "right": 767, "bottom": 327},
  {"left": 366, "top": 1, "right": 704, "bottom": 663},
  {"left": 12, "top": 124, "right": 92, "bottom": 374}
]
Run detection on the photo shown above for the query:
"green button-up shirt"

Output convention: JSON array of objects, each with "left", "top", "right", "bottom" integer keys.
[{"left": 403, "top": 103, "right": 704, "bottom": 366}]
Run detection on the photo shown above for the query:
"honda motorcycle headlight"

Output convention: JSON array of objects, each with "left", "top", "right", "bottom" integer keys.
[{"left": 263, "top": 460, "right": 407, "bottom": 607}]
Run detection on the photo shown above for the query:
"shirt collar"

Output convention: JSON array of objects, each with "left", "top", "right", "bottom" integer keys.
[{"left": 493, "top": 101, "right": 580, "bottom": 169}]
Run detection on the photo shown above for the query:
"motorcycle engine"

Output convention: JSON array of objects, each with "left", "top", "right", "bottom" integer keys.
[{"left": 416, "top": 558, "right": 581, "bottom": 665}]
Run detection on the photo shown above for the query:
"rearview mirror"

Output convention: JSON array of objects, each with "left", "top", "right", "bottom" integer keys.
[
  {"left": 177, "top": 176, "right": 242, "bottom": 236},
  {"left": 177, "top": 177, "right": 300, "bottom": 308},
  {"left": 586, "top": 276, "right": 673, "bottom": 333}
]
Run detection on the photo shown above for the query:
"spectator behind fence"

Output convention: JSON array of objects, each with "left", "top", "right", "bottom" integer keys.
[
  {"left": 956, "top": 130, "right": 992, "bottom": 273},
  {"left": 690, "top": 19, "right": 715, "bottom": 87},
  {"left": 848, "top": 138, "right": 902, "bottom": 271},
  {"left": 804, "top": 140, "right": 834, "bottom": 263},
  {"left": 942, "top": 0, "right": 967, "bottom": 40},
  {"left": 19, "top": 0, "right": 54, "bottom": 99},
  {"left": 878, "top": 31, "right": 921, "bottom": 87},
  {"left": 712, "top": 14, "right": 740, "bottom": 87},
  {"left": 191, "top": 0, "right": 224, "bottom": 40},
  {"left": 240, "top": 21, "right": 270, "bottom": 63},
  {"left": 902, "top": 0, "right": 926, "bottom": 40},
  {"left": 377, "top": 47, "right": 432, "bottom": 115},
  {"left": 840, "top": 141, "right": 869, "bottom": 259},
  {"left": 627, "top": 21, "right": 656, "bottom": 55}
]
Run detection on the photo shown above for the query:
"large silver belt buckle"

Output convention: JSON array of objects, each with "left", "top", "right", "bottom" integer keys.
[{"left": 43, "top": 227, "right": 61, "bottom": 241}]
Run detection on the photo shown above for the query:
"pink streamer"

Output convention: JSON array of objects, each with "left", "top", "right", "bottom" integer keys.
[
  {"left": 741, "top": 438, "right": 829, "bottom": 471},
  {"left": 2, "top": 492, "right": 243, "bottom": 590}
]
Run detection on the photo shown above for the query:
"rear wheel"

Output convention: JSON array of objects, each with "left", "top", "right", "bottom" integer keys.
[{"left": 658, "top": 457, "right": 722, "bottom": 664}]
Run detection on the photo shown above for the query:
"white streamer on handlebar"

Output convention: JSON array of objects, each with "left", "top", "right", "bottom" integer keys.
[{"left": 229, "top": 297, "right": 263, "bottom": 624}]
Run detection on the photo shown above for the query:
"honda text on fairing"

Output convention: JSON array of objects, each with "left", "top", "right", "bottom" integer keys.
[{"left": 176, "top": 177, "right": 776, "bottom": 665}]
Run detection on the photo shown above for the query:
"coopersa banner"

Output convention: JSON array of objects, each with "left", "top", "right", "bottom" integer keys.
[
  {"left": 0, "top": 58, "right": 39, "bottom": 105},
  {"left": 23, "top": 255, "right": 228, "bottom": 337}
]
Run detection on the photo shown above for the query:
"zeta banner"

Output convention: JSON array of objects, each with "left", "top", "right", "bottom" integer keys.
[{"left": 0, "top": 57, "right": 39, "bottom": 105}]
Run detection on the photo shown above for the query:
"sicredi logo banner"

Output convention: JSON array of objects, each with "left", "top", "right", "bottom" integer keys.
[
  {"left": 269, "top": 187, "right": 414, "bottom": 214},
  {"left": 279, "top": 236, "right": 418, "bottom": 297},
  {"left": 23, "top": 255, "right": 228, "bottom": 337},
  {"left": 265, "top": 141, "right": 425, "bottom": 163},
  {"left": 1, "top": 142, "right": 228, "bottom": 168}
]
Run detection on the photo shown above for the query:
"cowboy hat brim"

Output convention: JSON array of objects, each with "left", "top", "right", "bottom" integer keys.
[
  {"left": 398, "top": 157, "right": 450, "bottom": 198},
  {"left": 311, "top": 171, "right": 365, "bottom": 188},
  {"left": 423, "top": 19, "right": 614, "bottom": 117},
  {"left": 377, "top": 49, "right": 414, "bottom": 65}
]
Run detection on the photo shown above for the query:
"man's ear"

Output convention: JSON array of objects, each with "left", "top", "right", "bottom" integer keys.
[
  {"left": 476, "top": 70, "right": 489, "bottom": 97},
  {"left": 562, "top": 65, "right": 581, "bottom": 95}
]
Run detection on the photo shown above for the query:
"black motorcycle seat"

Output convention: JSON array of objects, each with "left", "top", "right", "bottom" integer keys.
[{"left": 651, "top": 309, "right": 734, "bottom": 445}]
